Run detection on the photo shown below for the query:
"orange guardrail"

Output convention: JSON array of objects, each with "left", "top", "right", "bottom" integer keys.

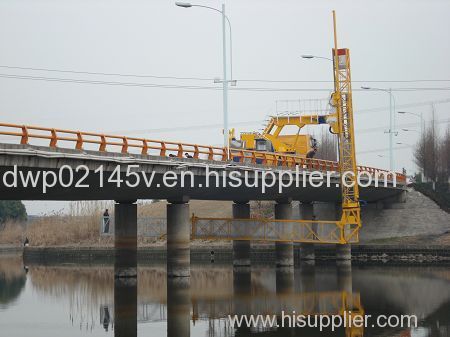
[{"left": 0, "top": 122, "right": 406, "bottom": 183}]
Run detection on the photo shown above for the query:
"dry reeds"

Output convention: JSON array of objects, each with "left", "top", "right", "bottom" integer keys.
[
  {"left": 0, "top": 200, "right": 235, "bottom": 247},
  {"left": 26, "top": 201, "right": 113, "bottom": 246},
  {"left": 0, "top": 222, "right": 25, "bottom": 245},
  {"left": 0, "top": 201, "right": 115, "bottom": 246}
]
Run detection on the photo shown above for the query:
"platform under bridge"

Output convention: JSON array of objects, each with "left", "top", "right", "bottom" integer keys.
[
  {"left": 101, "top": 216, "right": 359, "bottom": 244},
  {"left": 191, "top": 216, "right": 359, "bottom": 244}
]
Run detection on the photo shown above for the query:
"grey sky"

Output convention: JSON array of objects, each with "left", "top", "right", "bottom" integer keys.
[{"left": 0, "top": 0, "right": 449, "bottom": 214}]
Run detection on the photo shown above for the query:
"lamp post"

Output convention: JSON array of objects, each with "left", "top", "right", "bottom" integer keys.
[
  {"left": 301, "top": 55, "right": 333, "bottom": 62},
  {"left": 401, "top": 128, "right": 421, "bottom": 134},
  {"left": 398, "top": 111, "right": 425, "bottom": 135},
  {"left": 397, "top": 111, "right": 425, "bottom": 182},
  {"left": 301, "top": 54, "right": 339, "bottom": 158},
  {"left": 175, "top": 2, "right": 234, "bottom": 153},
  {"left": 361, "top": 86, "right": 397, "bottom": 172}
]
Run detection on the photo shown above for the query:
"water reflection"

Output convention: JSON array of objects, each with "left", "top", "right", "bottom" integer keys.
[
  {"left": 114, "top": 277, "right": 137, "bottom": 337},
  {"left": 167, "top": 277, "right": 190, "bottom": 337},
  {"left": 1, "top": 255, "right": 450, "bottom": 337},
  {"left": 0, "top": 255, "right": 26, "bottom": 308}
]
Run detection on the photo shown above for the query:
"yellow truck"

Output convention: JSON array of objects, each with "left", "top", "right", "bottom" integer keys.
[{"left": 230, "top": 100, "right": 339, "bottom": 159}]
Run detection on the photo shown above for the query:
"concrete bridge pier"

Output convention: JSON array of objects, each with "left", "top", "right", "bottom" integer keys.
[
  {"left": 167, "top": 277, "right": 191, "bottom": 337},
  {"left": 167, "top": 199, "right": 190, "bottom": 278},
  {"left": 332, "top": 202, "right": 352, "bottom": 263},
  {"left": 114, "top": 200, "right": 137, "bottom": 278},
  {"left": 232, "top": 201, "right": 251, "bottom": 267},
  {"left": 299, "top": 202, "right": 315, "bottom": 261},
  {"left": 383, "top": 189, "right": 407, "bottom": 209},
  {"left": 275, "top": 200, "right": 294, "bottom": 267},
  {"left": 336, "top": 244, "right": 352, "bottom": 262},
  {"left": 336, "top": 206, "right": 352, "bottom": 297}
]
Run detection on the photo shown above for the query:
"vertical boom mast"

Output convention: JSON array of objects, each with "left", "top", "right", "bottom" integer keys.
[{"left": 332, "top": 11, "right": 361, "bottom": 241}]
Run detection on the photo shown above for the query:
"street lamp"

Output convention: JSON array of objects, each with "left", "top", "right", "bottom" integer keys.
[
  {"left": 361, "top": 86, "right": 397, "bottom": 172},
  {"left": 175, "top": 2, "right": 234, "bottom": 152},
  {"left": 301, "top": 54, "right": 341, "bottom": 160},
  {"left": 398, "top": 111, "right": 427, "bottom": 182},
  {"left": 401, "top": 128, "right": 420, "bottom": 134},
  {"left": 301, "top": 55, "right": 333, "bottom": 61},
  {"left": 397, "top": 111, "right": 425, "bottom": 135},
  {"left": 175, "top": 2, "right": 191, "bottom": 7}
]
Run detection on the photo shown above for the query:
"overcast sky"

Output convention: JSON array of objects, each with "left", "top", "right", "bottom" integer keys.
[{"left": 0, "top": 0, "right": 449, "bottom": 214}]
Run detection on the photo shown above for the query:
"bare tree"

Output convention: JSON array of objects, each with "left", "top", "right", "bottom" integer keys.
[
  {"left": 414, "top": 123, "right": 439, "bottom": 182},
  {"left": 414, "top": 131, "right": 426, "bottom": 181},
  {"left": 315, "top": 131, "right": 338, "bottom": 161},
  {"left": 438, "top": 126, "right": 450, "bottom": 182}
]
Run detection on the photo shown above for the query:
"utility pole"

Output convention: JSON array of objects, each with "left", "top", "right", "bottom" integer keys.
[
  {"left": 361, "top": 86, "right": 396, "bottom": 171},
  {"left": 175, "top": 1, "right": 234, "bottom": 154},
  {"left": 389, "top": 88, "right": 394, "bottom": 172},
  {"left": 222, "top": 3, "right": 229, "bottom": 153}
]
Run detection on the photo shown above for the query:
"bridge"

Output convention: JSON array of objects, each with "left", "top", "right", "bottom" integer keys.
[{"left": 0, "top": 122, "right": 407, "bottom": 277}]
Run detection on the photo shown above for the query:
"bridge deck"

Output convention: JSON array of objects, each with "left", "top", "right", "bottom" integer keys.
[{"left": 0, "top": 143, "right": 406, "bottom": 202}]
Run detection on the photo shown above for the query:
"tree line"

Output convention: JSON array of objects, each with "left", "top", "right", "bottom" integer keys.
[
  {"left": 0, "top": 201, "right": 27, "bottom": 225},
  {"left": 414, "top": 124, "right": 450, "bottom": 183}
]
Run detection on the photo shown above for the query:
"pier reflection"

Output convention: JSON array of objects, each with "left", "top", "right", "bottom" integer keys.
[
  {"left": 107, "top": 264, "right": 362, "bottom": 336},
  {"left": 114, "top": 277, "right": 137, "bottom": 337},
  {"left": 167, "top": 277, "right": 190, "bottom": 337}
]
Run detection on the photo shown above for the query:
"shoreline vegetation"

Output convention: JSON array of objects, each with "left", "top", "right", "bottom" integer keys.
[{"left": 0, "top": 200, "right": 275, "bottom": 247}]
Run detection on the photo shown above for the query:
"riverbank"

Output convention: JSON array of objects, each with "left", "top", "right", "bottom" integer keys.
[{"left": 17, "top": 244, "right": 450, "bottom": 266}]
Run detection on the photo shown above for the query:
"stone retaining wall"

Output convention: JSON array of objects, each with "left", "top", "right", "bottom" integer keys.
[{"left": 20, "top": 244, "right": 450, "bottom": 265}]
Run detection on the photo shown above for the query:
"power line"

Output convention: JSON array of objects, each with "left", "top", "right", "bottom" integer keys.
[
  {"left": 357, "top": 145, "right": 412, "bottom": 155},
  {"left": 1, "top": 64, "right": 449, "bottom": 83},
  {"left": 1, "top": 73, "right": 450, "bottom": 92},
  {"left": 356, "top": 98, "right": 450, "bottom": 114},
  {"left": 109, "top": 116, "right": 449, "bottom": 136},
  {"left": 0, "top": 65, "right": 213, "bottom": 81},
  {"left": 357, "top": 118, "right": 450, "bottom": 134},
  {"left": 0, "top": 73, "right": 216, "bottom": 90},
  {"left": 238, "top": 79, "right": 450, "bottom": 84},
  {"left": 110, "top": 120, "right": 260, "bottom": 134},
  {"left": 108, "top": 100, "right": 450, "bottom": 135}
]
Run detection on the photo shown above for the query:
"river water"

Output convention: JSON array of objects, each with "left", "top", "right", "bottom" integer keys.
[{"left": 0, "top": 254, "right": 449, "bottom": 337}]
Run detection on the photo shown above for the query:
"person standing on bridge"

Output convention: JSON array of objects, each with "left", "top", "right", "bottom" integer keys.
[
  {"left": 306, "top": 138, "right": 318, "bottom": 158},
  {"left": 103, "top": 209, "right": 110, "bottom": 234}
]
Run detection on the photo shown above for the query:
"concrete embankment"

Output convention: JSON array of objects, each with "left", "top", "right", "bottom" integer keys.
[
  {"left": 0, "top": 246, "right": 23, "bottom": 254},
  {"left": 20, "top": 244, "right": 450, "bottom": 265}
]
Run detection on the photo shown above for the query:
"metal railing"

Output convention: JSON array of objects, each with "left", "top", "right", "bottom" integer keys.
[
  {"left": 0, "top": 122, "right": 406, "bottom": 183},
  {"left": 100, "top": 215, "right": 358, "bottom": 244},
  {"left": 100, "top": 216, "right": 166, "bottom": 239}
]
